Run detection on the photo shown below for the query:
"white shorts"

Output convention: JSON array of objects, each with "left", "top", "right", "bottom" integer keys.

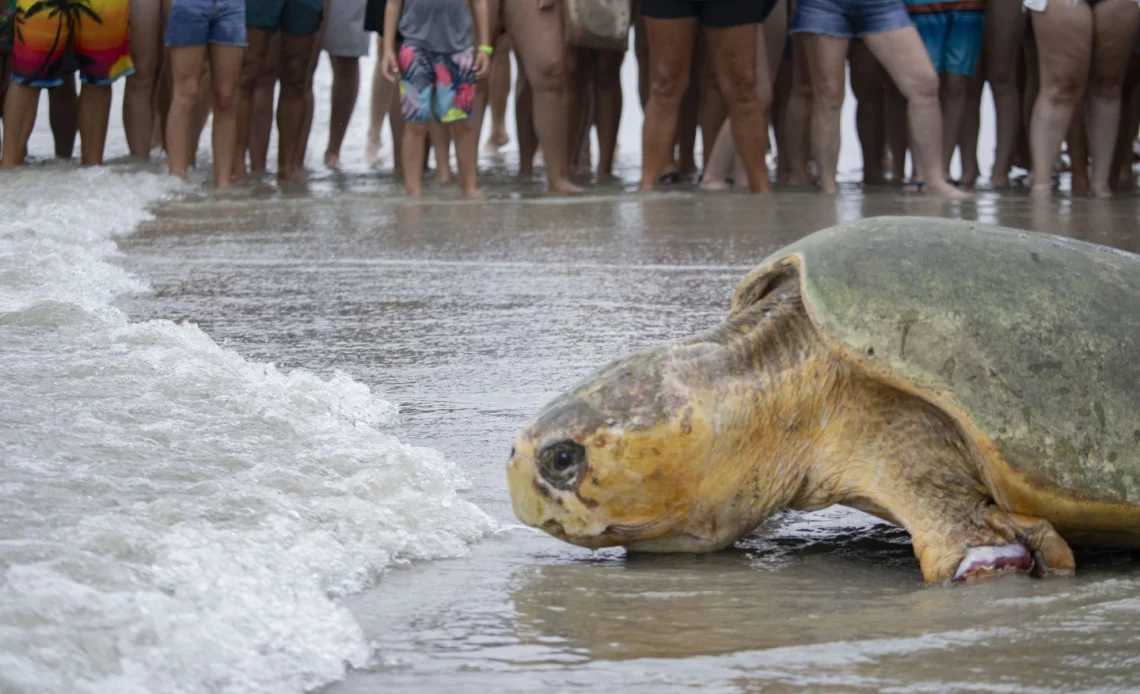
[{"left": 322, "top": 0, "right": 370, "bottom": 57}]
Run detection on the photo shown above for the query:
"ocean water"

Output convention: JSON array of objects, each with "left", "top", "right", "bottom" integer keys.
[{"left": 0, "top": 137, "right": 492, "bottom": 693}]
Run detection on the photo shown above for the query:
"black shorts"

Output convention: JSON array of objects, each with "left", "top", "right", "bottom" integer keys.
[
  {"left": 363, "top": 0, "right": 386, "bottom": 33},
  {"left": 640, "top": 0, "right": 777, "bottom": 26}
]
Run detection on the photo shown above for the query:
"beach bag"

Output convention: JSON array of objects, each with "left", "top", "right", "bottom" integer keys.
[{"left": 563, "top": 0, "right": 631, "bottom": 52}]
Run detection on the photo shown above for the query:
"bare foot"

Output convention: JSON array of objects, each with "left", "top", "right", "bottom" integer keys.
[
  {"left": 925, "top": 180, "right": 971, "bottom": 199},
  {"left": 1090, "top": 184, "right": 1112, "bottom": 199},
  {"left": 324, "top": 152, "right": 341, "bottom": 169},
  {"left": 364, "top": 132, "right": 380, "bottom": 166},
  {"left": 571, "top": 162, "right": 593, "bottom": 177},
  {"left": 462, "top": 186, "right": 485, "bottom": 199},
  {"left": 549, "top": 178, "right": 584, "bottom": 194},
  {"left": 596, "top": 171, "right": 613, "bottom": 183},
  {"left": 700, "top": 178, "right": 729, "bottom": 192},
  {"left": 1030, "top": 183, "right": 1053, "bottom": 199},
  {"left": 437, "top": 168, "right": 453, "bottom": 185},
  {"left": 990, "top": 175, "right": 1008, "bottom": 188},
  {"left": 483, "top": 131, "right": 509, "bottom": 151}
]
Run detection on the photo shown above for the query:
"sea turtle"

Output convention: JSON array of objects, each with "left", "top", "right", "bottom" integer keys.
[{"left": 506, "top": 216, "right": 1140, "bottom": 583}]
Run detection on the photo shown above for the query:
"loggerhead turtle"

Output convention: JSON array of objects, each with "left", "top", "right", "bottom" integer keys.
[{"left": 506, "top": 217, "right": 1140, "bottom": 583}]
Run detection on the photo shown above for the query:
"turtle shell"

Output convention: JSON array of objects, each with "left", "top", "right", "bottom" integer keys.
[{"left": 734, "top": 217, "right": 1140, "bottom": 537}]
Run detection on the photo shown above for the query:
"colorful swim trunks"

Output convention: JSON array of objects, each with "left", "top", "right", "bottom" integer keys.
[
  {"left": 397, "top": 43, "right": 476, "bottom": 125},
  {"left": 1, "top": 0, "right": 15, "bottom": 54},
  {"left": 11, "top": 0, "right": 134, "bottom": 87}
]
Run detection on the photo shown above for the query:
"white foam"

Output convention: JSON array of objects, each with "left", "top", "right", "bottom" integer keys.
[{"left": 0, "top": 167, "right": 495, "bottom": 693}]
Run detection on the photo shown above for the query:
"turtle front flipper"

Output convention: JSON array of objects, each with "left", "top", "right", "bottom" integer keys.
[
  {"left": 804, "top": 376, "right": 1078, "bottom": 584},
  {"left": 949, "top": 508, "right": 1076, "bottom": 582}
]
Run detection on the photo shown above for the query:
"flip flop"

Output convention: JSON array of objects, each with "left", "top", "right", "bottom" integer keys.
[{"left": 657, "top": 171, "right": 683, "bottom": 185}]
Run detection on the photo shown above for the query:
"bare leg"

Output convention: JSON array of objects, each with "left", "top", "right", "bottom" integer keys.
[
  {"left": 277, "top": 32, "right": 317, "bottom": 180},
  {"left": 124, "top": 0, "right": 162, "bottom": 159},
  {"left": 803, "top": 33, "right": 849, "bottom": 193},
  {"left": 959, "top": 63, "right": 984, "bottom": 186},
  {"left": 941, "top": 73, "right": 970, "bottom": 180},
  {"left": 516, "top": 68, "right": 538, "bottom": 174},
  {"left": 503, "top": 0, "right": 581, "bottom": 192},
  {"left": 77, "top": 84, "right": 112, "bottom": 166},
  {"left": 694, "top": 40, "right": 722, "bottom": 172},
  {"left": 209, "top": 44, "right": 244, "bottom": 188},
  {"left": 325, "top": 55, "right": 360, "bottom": 168},
  {"left": 235, "top": 29, "right": 273, "bottom": 181},
  {"left": 401, "top": 122, "right": 429, "bottom": 196},
  {"left": 294, "top": 1, "right": 330, "bottom": 174},
  {"left": 484, "top": 34, "right": 513, "bottom": 150},
  {"left": 167, "top": 45, "right": 208, "bottom": 179},
  {"left": 594, "top": 49, "right": 624, "bottom": 181},
  {"left": 48, "top": 75, "right": 79, "bottom": 159},
  {"left": 1068, "top": 101, "right": 1089, "bottom": 193},
  {"left": 1111, "top": 52, "right": 1140, "bottom": 189},
  {"left": 565, "top": 45, "right": 590, "bottom": 175},
  {"left": 884, "top": 80, "right": 907, "bottom": 181},
  {"left": 430, "top": 120, "right": 452, "bottom": 183},
  {"left": 452, "top": 118, "right": 482, "bottom": 197},
  {"left": 639, "top": 17, "right": 697, "bottom": 191},
  {"left": 1086, "top": 0, "right": 1140, "bottom": 197},
  {"left": 786, "top": 33, "right": 813, "bottom": 185},
  {"left": 1028, "top": 0, "right": 1092, "bottom": 197},
  {"left": 864, "top": 26, "right": 969, "bottom": 198},
  {"left": 677, "top": 51, "right": 701, "bottom": 174},
  {"left": 1, "top": 83, "right": 40, "bottom": 166},
  {"left": 849, "top": 39, "right": 886, "bottom": 184},
  {"left": 701, "top": 23, "right": 771, "bottom": 192},
  {"left": 773, "top": 51, "right": 792, "bottom": 183},
  {"left": 986, "top": 0, "right": 1025, "bottom": 187},
  {"left": 189, "top": 65, "right": 213, "bottom": 165},
  {"left": 365, "top": 33, "right": 393, "bottom": 165}
]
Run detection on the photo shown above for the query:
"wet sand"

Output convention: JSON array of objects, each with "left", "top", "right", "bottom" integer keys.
[{"left": 117, "top": 186, "right": 1140, "bottom": 693}]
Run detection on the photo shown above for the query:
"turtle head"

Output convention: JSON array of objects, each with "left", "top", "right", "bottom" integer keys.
[{"left": 507, "top": 344, "right": 757, "bottom": 553}]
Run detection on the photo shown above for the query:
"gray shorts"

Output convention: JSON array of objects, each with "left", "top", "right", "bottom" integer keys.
[{"left": 322, "top": 0, "right": 369, "bottom": 56}]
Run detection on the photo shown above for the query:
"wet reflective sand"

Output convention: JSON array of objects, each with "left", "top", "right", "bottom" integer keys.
[{"left": 118, "top": 186, "right": 1140, "bottom": 692}]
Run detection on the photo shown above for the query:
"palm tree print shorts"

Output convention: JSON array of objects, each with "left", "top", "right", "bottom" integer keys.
[
  {"left": 1, "top": 0, "right": 15, "bottom": 53},
  {"left": 11, "top": 0, "right": 135, "bottom": 87},
  {"left": 397, "top": 43, "right": 476, "bottom": 125}
]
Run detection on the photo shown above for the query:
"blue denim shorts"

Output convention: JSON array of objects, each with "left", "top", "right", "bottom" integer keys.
[
  {"left": 166, "top": 0, "right": 247, "bottom": 47},
  {"left": 791, "top": 0, "right": 914, "bottom": 38},
  {"left": 246, "top": 0, "right": 322, "bottom": 36}
]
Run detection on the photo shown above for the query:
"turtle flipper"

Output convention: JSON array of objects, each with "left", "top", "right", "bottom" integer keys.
[{"left": 915, "top": 505, "right": 1076, "bottom": 583}]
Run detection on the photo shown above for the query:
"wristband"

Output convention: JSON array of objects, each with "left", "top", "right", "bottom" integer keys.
[{"left": 477, "top": 44, "right": 494, "bottom": 56}]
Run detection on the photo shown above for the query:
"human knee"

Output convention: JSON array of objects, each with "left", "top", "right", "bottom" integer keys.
[
  {"left": 528, "top": 55, "right": 569, "bottom": 92},
  {"left": 1087, "top": 76, "right": 1123, "bottom": 101},
  {"left": 171, "top": 81, "right": 201, "bottom": 111},
  {"left": 815, "top": 78, "right": 844, "bottom": 112},
  {"left": 212, "top": 84, "right": 238, "bottom": 112},
  {"left": 1043, "top": 70, "right": 1085, "bottom": 104},
  {"left": 902, "top": 67, "right": 940, "bottom": 104},
  {"left": 649, "top": 63, "right": 689, "bottom": 104},
  {"left": 278, "top": 56, "right": 309, "bottom": 97},
  {"left": 941, "top": 73, "right": 969, "bottom": 99}
]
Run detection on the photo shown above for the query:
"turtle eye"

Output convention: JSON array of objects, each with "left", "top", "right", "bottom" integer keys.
[{"left": 537, "top": 440, "right": 587, "bottom": 491}]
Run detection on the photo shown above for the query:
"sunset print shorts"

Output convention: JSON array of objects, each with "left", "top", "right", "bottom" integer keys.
[
  {"left": 11, "top": 0, "right": 134, "bottom": 87},
  {"left": 397, "top": 43, "right": 476, "bottom": 125}
]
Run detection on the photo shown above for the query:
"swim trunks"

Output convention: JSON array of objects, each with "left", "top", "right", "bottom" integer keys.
[
  {"left": 166, "top": 0, "right": 248, "bottom": 47},
  {"left": 245, "top": 0, "right": 322, "bottom": 35},
  {"left": 791, "top": 0, "right": 914, "bottom": 38},
  {"left": 398, "top": 43, "right": 476, "bottom": 124},
  {"left": 640, "top": 0, "right": 779, "bottom": 25},
  {"left": 10, "top": 0, "right": 134, "bottom": 87},
  {"left": 0, "top": 0, "right": 14, "bottom": 54},
  {"left": 905, "top": 0, "right": 983, "bottom": 77}
]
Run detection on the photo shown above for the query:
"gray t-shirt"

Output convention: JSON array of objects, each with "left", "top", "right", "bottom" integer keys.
[{"left": 398, "top": 0, "right": 473, "bottom": 55}]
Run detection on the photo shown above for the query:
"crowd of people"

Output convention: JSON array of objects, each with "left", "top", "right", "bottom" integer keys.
[{"left": 2, "top": 0, "right": 1140, "bottom": 199}]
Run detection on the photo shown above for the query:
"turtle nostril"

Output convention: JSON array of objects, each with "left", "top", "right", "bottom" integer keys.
[{"left": 509, "top": 446, "right": 516, "bottom": 459}]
